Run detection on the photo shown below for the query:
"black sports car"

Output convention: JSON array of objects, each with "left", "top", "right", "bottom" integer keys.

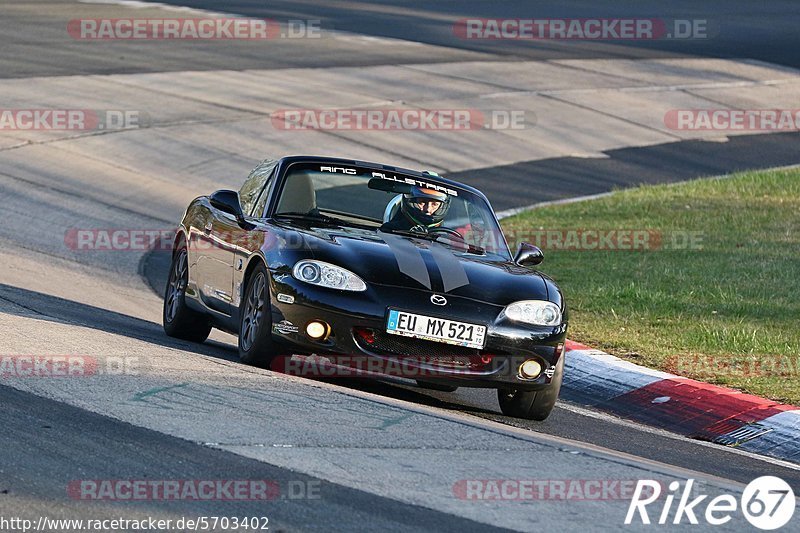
[{"left": 163, "top": 155, "right": 568, "bottom": 420}]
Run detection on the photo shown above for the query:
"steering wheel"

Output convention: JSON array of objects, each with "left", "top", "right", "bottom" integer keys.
[{"left": 428, "top": 227, "right": 466, "bottom": 241}]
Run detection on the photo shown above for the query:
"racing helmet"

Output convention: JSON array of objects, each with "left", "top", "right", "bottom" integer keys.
[{"left": 400, "top": 187, "right": 451, "bottom": 228}]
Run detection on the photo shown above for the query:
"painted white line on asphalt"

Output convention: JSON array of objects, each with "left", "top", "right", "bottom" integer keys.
[
  {"left": 216, "top": 382, "right": 751, "bottom": 492},
  {"left": 496, "top": 192, "right": 614, "bottom": 219},
  {"left": 178, "top": 352, "right": 751, "bottom": 484},
  {"left": 497, "top": 163, "right": 800, "bottom": 219},
  {"left": 558, "top": 402, "right": 800, "bottom": 472},
  {"left": 304, "top": 366, "right": 800, "bottom": 473}
]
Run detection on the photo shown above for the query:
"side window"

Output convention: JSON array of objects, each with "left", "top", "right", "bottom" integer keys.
[
  {"left": 239, "top": 159, "right": 277, "bottom": 216},
  {"left": 252, "top": 172, "right": 274, "bottom": 218}
]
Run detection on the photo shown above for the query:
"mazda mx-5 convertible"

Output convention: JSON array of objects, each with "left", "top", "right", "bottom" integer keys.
[{"left": 163, "top": 155, "right": 568, "bottom": 420}]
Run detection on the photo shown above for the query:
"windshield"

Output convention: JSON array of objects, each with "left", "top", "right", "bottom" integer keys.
[{"left": 273, "top": 162, "right": 512, "bottom": 261}]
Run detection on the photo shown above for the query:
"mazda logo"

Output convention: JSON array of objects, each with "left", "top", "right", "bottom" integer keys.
[{"left": 431, "top": 294, "right": 447, "bottom": 306}]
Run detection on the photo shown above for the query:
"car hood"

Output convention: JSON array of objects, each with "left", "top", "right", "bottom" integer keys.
[{"left": 271, "top": 223, "right": 558, "bottom": 307}]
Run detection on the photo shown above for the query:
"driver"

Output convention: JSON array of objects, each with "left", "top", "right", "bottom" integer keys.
[{"left": 382, "top": 187, "right": 451, "bottom": 233}]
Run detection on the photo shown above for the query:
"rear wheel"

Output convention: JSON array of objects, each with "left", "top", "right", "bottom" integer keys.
[
  {"left": 238, "top": 263, "right": 279, "bottom": 367},
  {"left": 497, "top": 357, "right": 564, "bottom": 421},
  {"left": 163, "top": 246, "right": 212, "bottom": 342}
]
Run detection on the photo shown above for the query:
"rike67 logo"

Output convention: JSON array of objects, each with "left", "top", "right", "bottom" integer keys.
[{"left": 626, "top": 477, "right": 795, "bottom": 530}]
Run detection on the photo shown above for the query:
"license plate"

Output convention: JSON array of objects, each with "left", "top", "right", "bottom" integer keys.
[{"left": 386, "top": 310, "right": 486, "bottom": 349}]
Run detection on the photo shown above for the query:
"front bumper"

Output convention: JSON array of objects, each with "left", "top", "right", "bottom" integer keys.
[{"left": 267, "top": 273, "right": 567, "bottom": 390}]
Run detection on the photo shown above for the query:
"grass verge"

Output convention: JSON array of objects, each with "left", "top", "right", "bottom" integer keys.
[{"left": 501, "top": 167, "right": 800, "bottom": 404}]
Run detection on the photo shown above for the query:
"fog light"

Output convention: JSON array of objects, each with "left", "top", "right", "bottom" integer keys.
[
  {"left": 306, "top": 321, "right": 330, "bottom": 340},
  {"left": 519, "top": 359, "right": 543, "bottom": 379}
]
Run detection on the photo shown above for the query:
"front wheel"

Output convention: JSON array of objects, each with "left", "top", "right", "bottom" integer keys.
[
  {"left": 238, "top": 263, "right": 279, "bottom": 368},
  {"left": 163, "top": 246, "right": 212, "bottom": 342},
  {"left": 497, "top": 357, "right": 564, "bottom": 421}
]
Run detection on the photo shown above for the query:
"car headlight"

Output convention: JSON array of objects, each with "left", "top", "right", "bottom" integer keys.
[
  {"left": 501, "top": 300, "right": 562, "bottom": 326},
  {"left": 292, "top": 260, "right": 367, "bottom": 292}
]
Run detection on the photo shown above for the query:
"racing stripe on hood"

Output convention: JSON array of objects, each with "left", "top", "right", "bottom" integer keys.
[
  {"left": 378, "top": 231, "right": 431, "bottom": 289},
  {"left": 428, "top": 241, "right": 470, "bottom": 293}
]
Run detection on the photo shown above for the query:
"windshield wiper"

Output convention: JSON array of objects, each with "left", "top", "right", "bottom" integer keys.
[
  {"left": 381, "top": 228, "right": 485, "bottom": 255},
  {"left": 380, "top": 228, "right": 435, "bottom": 240},
  {"left": 274, "top": 211, "right": 347, "bottom": 225}
]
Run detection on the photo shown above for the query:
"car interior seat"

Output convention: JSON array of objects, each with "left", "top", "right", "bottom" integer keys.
[{"left": 277, "top": 172, "right": 317, "bottom": 214}]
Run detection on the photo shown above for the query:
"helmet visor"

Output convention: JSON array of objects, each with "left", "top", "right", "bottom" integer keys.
[{"left": 406, "top": 187, "right": 449, "bottom": 203}]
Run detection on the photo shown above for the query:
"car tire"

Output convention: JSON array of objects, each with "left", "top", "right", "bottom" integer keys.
[
  {"left": 163, "top": 245, "right": 212, "bottom": 343},
  {"left": 416, "top": 380, "right": 459, "bottom": 392},
  {"left": 238, "top": 262, "right": 279, "bottom": 368},
  {"left": 497, "top": 356, "right": 564, "bottom": 421}
]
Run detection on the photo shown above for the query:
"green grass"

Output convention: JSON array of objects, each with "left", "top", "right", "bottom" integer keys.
[{"left": 501, "top": 167, "right": 800, "bottom": 404}]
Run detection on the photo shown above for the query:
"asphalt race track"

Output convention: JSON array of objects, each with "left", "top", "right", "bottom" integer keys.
[{"left": 1, "top": 1, "right": 799, "bottom": 531}]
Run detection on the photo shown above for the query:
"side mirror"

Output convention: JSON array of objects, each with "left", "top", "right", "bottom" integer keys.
[
  {"left": 209, "top": 190, "right": 252, "bottom": 229},
  {"left": 514, "top": 242, "right": 544, "bottom": 266}
]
